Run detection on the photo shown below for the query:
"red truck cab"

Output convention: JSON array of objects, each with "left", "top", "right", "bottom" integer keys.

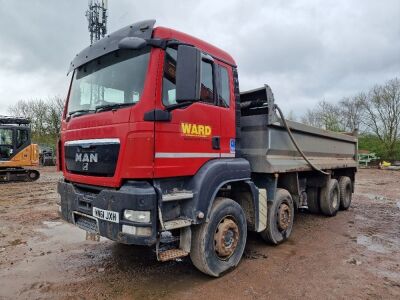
[
  {"left": 59, "top": 20, "right": 252, "bottom": 275},
  {"left": 58, "top": 20, "right": 356, "bottom": 277}
]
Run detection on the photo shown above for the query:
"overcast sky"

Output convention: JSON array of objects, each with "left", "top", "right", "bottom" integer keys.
[{"left": 0, "top": 0, "right": 399, "bottom": 116}]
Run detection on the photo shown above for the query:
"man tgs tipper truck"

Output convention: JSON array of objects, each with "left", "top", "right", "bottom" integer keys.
[{"left": 57, "top": 20, "right": 357, "bottom": 277}]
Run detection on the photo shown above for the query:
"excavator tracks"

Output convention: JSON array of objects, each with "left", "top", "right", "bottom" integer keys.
[{"left": 0, "top": 168, "right": 40, "bottom": 183}]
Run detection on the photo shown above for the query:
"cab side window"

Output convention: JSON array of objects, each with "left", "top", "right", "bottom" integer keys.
[
  {"left": 200, "top": 61, "right": 214, "bottom": 104},
  {"left": 162, "top": 48, "right": 217, "bottom": 106},
  {"left": 16, "top": 129, "right": 28, "bottom": 148},
  {"left": 218, "top": 66, "right": 230, "bottom": 107},
  {"left": 162, "top": 48, "right": 178, "bottom": 106}
]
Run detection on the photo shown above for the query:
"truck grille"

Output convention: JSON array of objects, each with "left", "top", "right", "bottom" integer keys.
[{"left": 64, "top": 139, "right": 120, "bottom": 177}]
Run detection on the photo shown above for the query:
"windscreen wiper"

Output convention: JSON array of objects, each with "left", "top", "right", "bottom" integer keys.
[
  {"left": 68, "top": 109, "right": 94, "bottom": 117},
  {"left": 95, "top": 103, "right": 134, "bottom": 113}
]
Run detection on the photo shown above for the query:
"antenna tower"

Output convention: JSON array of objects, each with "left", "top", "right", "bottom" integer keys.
[{"left": 86, "top": 0, "right": 108, "bottom": 44}]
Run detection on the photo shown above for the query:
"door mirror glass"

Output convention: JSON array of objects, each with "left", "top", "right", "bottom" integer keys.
[{"left": 175, "top": 45, "right": 201, "bottom": 103}]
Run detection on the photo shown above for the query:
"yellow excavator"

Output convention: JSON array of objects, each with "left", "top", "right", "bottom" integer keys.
[{"left": 0, "top": 116, "right": 40, "bottom": 182}]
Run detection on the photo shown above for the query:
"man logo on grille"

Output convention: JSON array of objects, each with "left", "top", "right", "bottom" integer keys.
[{"left": 75, "top": 152, "right": 98, "bottom": 163}]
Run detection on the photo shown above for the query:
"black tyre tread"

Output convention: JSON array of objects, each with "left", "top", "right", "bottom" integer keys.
[
  {"left": 190, "top": 197, "right": 247, "bottom": 277},
  {"left": 320, "top": 179, "right": 340, "bottom": 217},
  {"left": 339, "top": 176, "right": 352, "bottom": 210},
  {"left": 190, "top": 197, "right": 226, "bottom": 276},
  {"left": 260, "top": 201, "right": 274, "bottom": 244},
  {"left": 307, "top": 187, "right": 320, "bottom": 214},
  {"left": 190, "top": 214, "right": 210, "bottom": 275},
  {"left": 260, "top": 188, "right": 294, "bottom": 245}
]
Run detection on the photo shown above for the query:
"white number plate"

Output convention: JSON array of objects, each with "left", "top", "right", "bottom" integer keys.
[{"left": 93, "top": 207, "right": 119, "bottom": 223}]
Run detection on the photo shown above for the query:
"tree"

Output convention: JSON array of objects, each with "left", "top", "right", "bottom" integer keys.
[
  {"left": 301, "top": 100, "right": 343, "bottom": 132},
  {"left": 339, "top": 94, "right": 365, "bottom": 132},
  {"left": 301, "top": 109, "right": 323, "bottom": 128},
  {"left": 317, "top": 100, "right": 344, "bottom": 132},
  {"left": 362, "top": 78, "right": 400, "bottom": 159},
  {"left": 46, "top": 97, "right": 65, "bottom": 137},
  {"left": 8, "top": 97, "right": 65, "bottom": 147}
]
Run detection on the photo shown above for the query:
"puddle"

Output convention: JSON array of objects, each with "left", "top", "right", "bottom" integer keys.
[
  {"left": 357, "top": 235, "right": 391, "bottom": 254},
  {"left": 366, "top": 194, "right": 389, "bottom": 201},
  {"left": 357, "top": 193, "right": 396, "bottom": 202},
  {"left": 35, "top": 221, "right": 107, "bottom": 245},
  {"left": 355, "top": 214, "right": 367, "bottom": 221}
]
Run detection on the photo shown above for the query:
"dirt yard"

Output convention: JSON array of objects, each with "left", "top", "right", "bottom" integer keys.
[{"left": 0, "top": 167, "right": 399, "bottom": 299}]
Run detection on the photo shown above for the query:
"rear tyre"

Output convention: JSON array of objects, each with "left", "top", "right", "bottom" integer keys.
[
  {"left": 260, "top": 188, "right": 294, "bottom": 245},
  {"left": 190, "top": 197, "right": 247, "bottom": 277},
  {"left": 320, "top": 179, "right": 340, "bottom": 216},
  {"left": 339, "top": 176, "right": 352, "bottom": 210},
  {"left": 306, "top": 187, "right": 320, "bottom": 214}
]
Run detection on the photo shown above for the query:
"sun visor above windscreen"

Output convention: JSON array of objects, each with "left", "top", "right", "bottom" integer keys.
[{"left": 68, "top": 19, "right": 156, "bottom": 74}]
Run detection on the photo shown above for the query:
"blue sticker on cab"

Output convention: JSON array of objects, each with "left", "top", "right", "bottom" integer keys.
[{"left": 230, "top": 139, "right": 235, "bottom": 153}]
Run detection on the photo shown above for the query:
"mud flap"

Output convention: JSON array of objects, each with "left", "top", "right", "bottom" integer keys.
[{"left": 256, "top": 188, "right": 268, "bottom": 232}]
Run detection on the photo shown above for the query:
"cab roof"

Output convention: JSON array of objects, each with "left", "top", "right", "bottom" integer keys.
[
  {"left": 68, "top": 20, "right": 236, "bottom": 73},
  {"left": 153, "top": 26, "right": 236, "bottom": 67},
  {"left": 0, "top": 116, "right": 30, "bottom": 126}
]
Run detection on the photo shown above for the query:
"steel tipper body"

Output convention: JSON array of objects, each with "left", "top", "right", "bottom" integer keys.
[
  {"left": 58, "top": 20, "right": 357, "bottom": 277},
  {"left": 240, "top": 87, "right": 358, "bottom": 174}
]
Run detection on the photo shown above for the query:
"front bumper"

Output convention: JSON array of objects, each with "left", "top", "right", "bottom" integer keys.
[{"left": 57, "top": 179, "right": 158, "bottom": 246}]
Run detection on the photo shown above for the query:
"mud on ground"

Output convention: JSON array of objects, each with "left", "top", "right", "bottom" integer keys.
[{"left": 0, "top": 167, "right": 399, "bottom": 299}]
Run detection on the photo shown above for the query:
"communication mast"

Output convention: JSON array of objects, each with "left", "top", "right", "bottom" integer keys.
[{"left": 86, "top": 0, "right": 108, "bottom": 44}]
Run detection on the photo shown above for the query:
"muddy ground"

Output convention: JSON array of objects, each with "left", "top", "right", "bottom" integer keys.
[{"left": 0, "top": 167, "right": 399, "bottom": 299}]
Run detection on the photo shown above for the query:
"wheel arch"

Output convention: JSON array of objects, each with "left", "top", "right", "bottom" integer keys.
[{"left": 187, "top": 158, "right": 259, "bottom": 231}]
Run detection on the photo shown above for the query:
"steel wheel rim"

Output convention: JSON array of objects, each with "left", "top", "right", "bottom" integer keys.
[
  {"left": 277, "top": 202, "right": 291, "bottom": 231},
  {"left": 214, "top": 216, "right": 240, "bottom": 260}
]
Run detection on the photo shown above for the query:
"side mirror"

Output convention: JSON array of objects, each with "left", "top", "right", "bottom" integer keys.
[
  {"left": 175, "top": 45, "right": 201, "bottom": 103},
  {"left": 118, "top": 37, "right": 147, "bottom": 50}
]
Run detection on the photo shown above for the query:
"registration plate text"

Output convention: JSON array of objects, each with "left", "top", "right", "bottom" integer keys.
[{"left": 93, "top": 207, "right": 119, "bottom": 223}]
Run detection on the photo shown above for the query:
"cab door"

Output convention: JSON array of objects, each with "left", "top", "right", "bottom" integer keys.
[{"left": 154, "top": 47, "right": 223, "bottom": 178}]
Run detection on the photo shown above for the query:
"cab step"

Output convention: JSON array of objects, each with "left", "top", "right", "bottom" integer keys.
[
  {"left": 162, "top": 191, "right": 193, "bottom": 202},
  {"left": 158, "top": 248, "right": 189, "bottom": 262},
  {"left": 163, "top": 218, "right": 192, "bottom": 230}
]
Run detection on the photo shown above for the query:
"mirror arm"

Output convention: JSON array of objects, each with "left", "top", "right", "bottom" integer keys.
[
  {"left": 145, "top": 38, "right": 168, "bottom": 49},
  {"left": 143, "top": 39, "right": 195, "bottom": 50},
  {"left": 166, "top": 40, "right": 194, "bottom": 48}
]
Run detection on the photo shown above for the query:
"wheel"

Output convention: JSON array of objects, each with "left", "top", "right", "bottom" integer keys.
[
  {"left": 320, "top": 179, "right": 340, "bottom": 216},
  {"left": 306, "top": 187, "right": 320, "bottom": 214},
  {"left": 190, "top": 197, "right": 247, "bottom": 277},
  {"left": 260, "top": 188, "right": 294, "bottom": 245},
  {"left": 28, "top": 170, "right": 40, "bottom": 181},
  {"left": 339, "top": 176, "right": 352, "bottom": 210}
]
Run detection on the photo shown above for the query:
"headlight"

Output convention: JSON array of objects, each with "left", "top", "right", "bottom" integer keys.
[{"left": 123, "top": 210, "right": 151, "bottom": 223}]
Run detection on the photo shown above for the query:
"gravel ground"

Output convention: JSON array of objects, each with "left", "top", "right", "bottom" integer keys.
[{"left": 0, "top": 167, "right": 399, "bottom": 299}]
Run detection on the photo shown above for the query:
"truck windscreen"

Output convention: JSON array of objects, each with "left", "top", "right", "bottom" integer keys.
[{"left": 67, "top": 47, "right": 150, "bottom": 116}]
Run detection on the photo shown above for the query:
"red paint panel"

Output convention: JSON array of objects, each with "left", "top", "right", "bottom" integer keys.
[{"left": 154, "top": 102, "right": 222, "bottom": 178}]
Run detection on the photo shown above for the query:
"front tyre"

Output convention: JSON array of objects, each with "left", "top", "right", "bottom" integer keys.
[
  {"left": 260, "top": 188, "right": 294, "bottom": 245},
  {"left": 190, "top": 197, "right": 247, "bottom": 277}
]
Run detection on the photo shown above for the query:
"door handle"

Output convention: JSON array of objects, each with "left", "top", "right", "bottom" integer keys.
[{"left": 212, "top": 136, "right": 220, "bottom": 150}]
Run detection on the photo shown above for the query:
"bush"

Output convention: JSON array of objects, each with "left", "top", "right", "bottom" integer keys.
[{"left": 358, "top": 134, "right": 400, "bottom": 161}]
